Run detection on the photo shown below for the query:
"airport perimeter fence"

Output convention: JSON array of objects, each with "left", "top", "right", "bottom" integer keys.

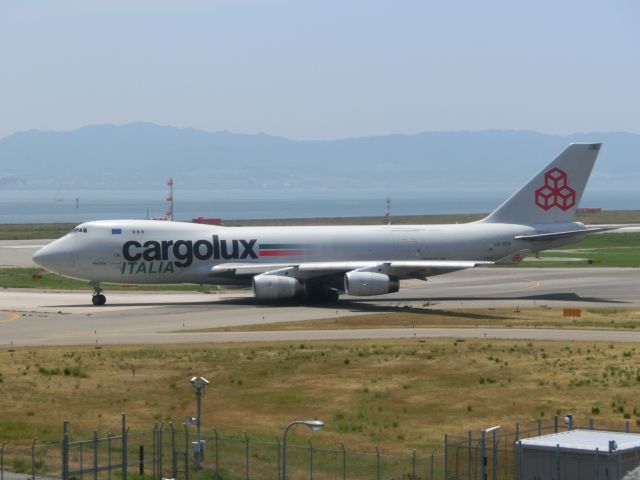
[
  {"left": 0, "top": 414, "right": 446, "bottom": 480},
  {"left": 443, "top": 415, "right": 639, "bottom": 480},
  {"left": 3, "top": 415, "right": 639, "bottom": 480}
]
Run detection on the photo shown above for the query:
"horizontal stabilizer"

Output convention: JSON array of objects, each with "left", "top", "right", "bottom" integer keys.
[{"left": 515, "top": 226, "right": 620, "bottom": 242}]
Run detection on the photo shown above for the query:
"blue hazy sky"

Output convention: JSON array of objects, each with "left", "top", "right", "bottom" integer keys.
[{"left": 1, "top": 0, "right": 638, "bottom": 140}]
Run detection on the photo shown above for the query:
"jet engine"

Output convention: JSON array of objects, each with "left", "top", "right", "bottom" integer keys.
[
  {"left": 252, "top": 274, "right": 304, "bottom": 299},
  {"left": 344, "top": 271, "right": 399, "bottom": 297}
]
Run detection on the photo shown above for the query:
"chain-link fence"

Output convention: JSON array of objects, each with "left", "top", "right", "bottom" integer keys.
[
  {"left": 196, "top": 431, "right": 441, "bottom": 480},
  {"left": 1, "top": 415, "right": 444, "bottom": 480},
  {"left": 1, "top": 440, "right": 61, "bottom": 480},
  {"left": 3, "top": 415, "right": 640, "bottom": 480}
]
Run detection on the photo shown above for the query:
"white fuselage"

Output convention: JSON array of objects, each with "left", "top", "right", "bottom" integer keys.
[{"left": 39, "top": 219, "right": 581, "bottom": 285}]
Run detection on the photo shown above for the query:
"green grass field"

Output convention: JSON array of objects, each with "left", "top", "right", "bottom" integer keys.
[
  {"left": 2, "top": 210, "right": 639, "bottom": 238},
  {"left": 0, "top": 267, "right": 222, "bottom": 292},
  {"left": 520, "top": 232, "right": 640, "bottom": 267},
  {"left": 0, "top": 223, "right": 76, "bottom": 240}
]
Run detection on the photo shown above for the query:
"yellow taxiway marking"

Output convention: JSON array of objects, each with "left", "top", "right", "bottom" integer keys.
[{"left": 0, "top": 312, "right": 22, "bottom": 324}]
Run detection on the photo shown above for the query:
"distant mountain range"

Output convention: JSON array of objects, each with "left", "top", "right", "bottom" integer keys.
[{"left": 0, "top": 123, "right": 638, "bottom": 192}]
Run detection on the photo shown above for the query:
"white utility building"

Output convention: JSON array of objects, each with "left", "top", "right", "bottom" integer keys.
[{"left": 516, "top": 429, "right": 640, "bottom": 480}]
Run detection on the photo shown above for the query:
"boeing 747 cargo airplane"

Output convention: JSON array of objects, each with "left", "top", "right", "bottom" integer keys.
[{"left": 33, "top": 143, "right": 614, "bottom": 305}]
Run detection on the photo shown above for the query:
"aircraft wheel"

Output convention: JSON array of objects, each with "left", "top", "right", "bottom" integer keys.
[
  {"left": 92, "top": 294, "right": 107, "bottom": 306},
  {"left": 327, "top": 289, "right": 340, "bottom": 303}
]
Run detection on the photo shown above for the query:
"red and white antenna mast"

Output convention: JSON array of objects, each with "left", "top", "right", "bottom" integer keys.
[
  {"left": 166, "top": 178, "right": 174, "bottom": 221},
  {"left": 384, "top": 196, "right": 391, "bottom": 225}
]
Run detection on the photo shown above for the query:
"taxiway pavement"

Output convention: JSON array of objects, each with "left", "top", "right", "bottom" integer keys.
[
  {"left": 0, "top": 267, "right": 638, "bottom": 346},
  {"left": 0, "top": 239, "right": 49, "bottom": 267}
]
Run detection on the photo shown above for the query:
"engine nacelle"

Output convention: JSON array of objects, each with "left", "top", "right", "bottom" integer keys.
[
  {"left": 344, "top": 272, "right": 399, "bottom": 297},
  {"left": 252, "top": 274, "right": 303, "bottom": 299}
]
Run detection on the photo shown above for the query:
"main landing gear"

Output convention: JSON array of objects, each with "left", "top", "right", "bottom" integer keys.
[
  {"left": 305, "top": 282, "right": 340, "bottom": 303},
  {"left": 91, "top": 281, "right": 106, "bottom": 306}
]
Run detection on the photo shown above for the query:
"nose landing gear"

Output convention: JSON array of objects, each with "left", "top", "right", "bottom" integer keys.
[{"left": 91, "top": 282, "right": 107, "bottom": 306}]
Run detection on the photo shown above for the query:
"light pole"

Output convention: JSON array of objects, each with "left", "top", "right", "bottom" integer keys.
[
  {"left": 480, "top": 425, "right": 500, "bottom": 480},
  {"left": 281, "top": 420, "right": 324, "bottom": 480},
  {"left": 189, "top": 376, "right": 209, "bottom": 468}
]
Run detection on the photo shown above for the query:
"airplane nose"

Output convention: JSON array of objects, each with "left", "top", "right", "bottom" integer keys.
[{"left": 32, "top": 239, "right": 70, "bottom": 273}]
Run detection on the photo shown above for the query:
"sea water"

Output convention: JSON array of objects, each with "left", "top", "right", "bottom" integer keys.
[{"left": 0, "top": 188, "right": 636, "bottom": 224}]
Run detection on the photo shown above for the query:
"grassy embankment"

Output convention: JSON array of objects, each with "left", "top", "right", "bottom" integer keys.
[
  {"left": 2, "top": 209, "right": 640, "bottom": 239},
  {"left": 1, "top": 340, "right": 639, "bottom": 450},
  {"left": 184, "top": 307, "right": 640, "bottom": 333}
]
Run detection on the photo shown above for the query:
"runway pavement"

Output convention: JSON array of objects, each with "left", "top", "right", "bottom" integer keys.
[
  {"left": 0, "top": 239, "right": 48, "bottom": 267},
  {"left": 0, "top": 267, "right": 638, "bottom": 346}
]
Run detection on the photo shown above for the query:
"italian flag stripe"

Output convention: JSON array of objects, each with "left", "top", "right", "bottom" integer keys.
[
  {"left": 259, "top": 249, "right": 308, "bottom": 257},
  {"left": 258, "top": 243, "right": 313, "bottom": 257},
  {"left": 259, "top": 243, "right": 311, "bottom": 250}
]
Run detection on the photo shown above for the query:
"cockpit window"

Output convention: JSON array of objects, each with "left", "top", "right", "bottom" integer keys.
[{"left": 70, "top": 227, "right": 88, "bottom": 233}]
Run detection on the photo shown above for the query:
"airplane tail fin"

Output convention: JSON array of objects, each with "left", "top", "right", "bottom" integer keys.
[{"left": 482, "top": 143, "right": 601, "bottom": 225}]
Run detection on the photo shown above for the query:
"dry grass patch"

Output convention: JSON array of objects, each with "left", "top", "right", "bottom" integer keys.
[
  {"left": 1, "top": 340, "right": 639, "bottom": 453},
  {"left": 183, "top": 307, "right": 640, "bottom": 332}
]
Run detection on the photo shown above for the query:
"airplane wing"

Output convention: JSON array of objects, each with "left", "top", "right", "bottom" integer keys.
[{"left": 210, "top": 259, "right": 492, "bottom": 280}]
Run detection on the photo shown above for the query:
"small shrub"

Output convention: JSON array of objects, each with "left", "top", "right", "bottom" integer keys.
[
  {"left": 12, "top": 459, "right": 27, "bottom": 473},
  {"left": 38, "top": 367, "right": 61, "bottom": 376},
  {"left": 591, "top": 406, "right": 600, "bottom": 415}
]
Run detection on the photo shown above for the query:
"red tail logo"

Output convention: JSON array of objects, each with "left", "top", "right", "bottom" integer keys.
[{"left": 535, "top": 167, "right": 575, "bottom": 211}]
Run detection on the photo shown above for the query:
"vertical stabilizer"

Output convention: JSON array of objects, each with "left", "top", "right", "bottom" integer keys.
[{"left": 482, "top": 143, "right": 601, "bottom": 225}]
